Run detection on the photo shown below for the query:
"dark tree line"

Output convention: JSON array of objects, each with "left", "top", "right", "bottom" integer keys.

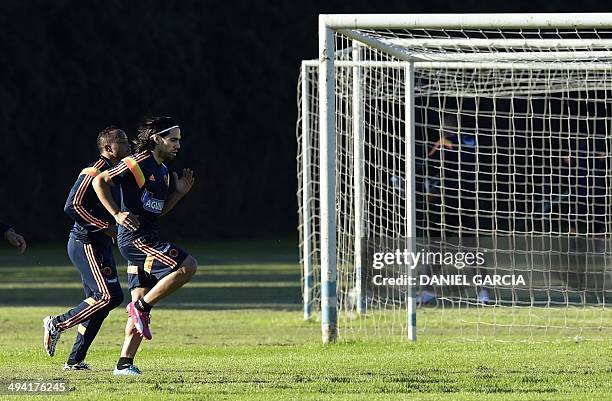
[{"left": 0, "top": 0, "right": 603, "bottom": 241}]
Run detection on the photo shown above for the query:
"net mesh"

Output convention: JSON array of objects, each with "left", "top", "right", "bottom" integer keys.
[
  {"left": 298, "top": 26, "right": 612, "bottom": 341},
  {"left": 297, "top": 65, "right": 321, "bottom": 317}
]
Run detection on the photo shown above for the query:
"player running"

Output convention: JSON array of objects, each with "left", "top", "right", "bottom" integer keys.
[
  {"left": 92, "top": 116, "right": 196, "bottom": 376},
  {"left": 43, "top": 127, "right": 131, "bottom": 370}
]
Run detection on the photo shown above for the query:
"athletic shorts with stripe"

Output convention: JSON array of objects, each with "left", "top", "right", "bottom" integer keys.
[{"left": 120, "top": 234, "right": 189, "bottom": 291}]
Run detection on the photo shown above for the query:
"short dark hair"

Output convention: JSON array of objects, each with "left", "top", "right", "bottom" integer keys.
[
  {"left": 96, "top": 126, "right": 123, "bottom": 152},
  {"left": 133, "top": 116, "right": 179, "bottom": 153}
]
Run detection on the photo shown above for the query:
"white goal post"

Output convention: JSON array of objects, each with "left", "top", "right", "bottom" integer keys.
[{"left": 299, "top": 13, "right": 612, "bottom": 344}]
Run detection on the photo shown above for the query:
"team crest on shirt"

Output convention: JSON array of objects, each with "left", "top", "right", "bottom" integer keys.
[
  {"left": 102, "top": 266, "right": 117, "bottom": 283},
  {"left": 169, "top": 248, "right": 179, "bottom": 258}
]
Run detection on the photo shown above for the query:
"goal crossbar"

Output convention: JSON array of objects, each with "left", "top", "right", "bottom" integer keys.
[
  {"left": 338, "top": 29, "right": 612, "bottom": 63},
  {"left": 321, "top": 13, "right": 612, "bottom": 29}
]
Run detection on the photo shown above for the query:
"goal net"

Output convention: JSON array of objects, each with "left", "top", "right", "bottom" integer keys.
[{"left": 297, "top": 14, "right": 612, "bottom": 342}]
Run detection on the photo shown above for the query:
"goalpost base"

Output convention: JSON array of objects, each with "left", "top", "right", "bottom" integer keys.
[{"left": 322, "top": 324, "right": 337, "bottom": 344}]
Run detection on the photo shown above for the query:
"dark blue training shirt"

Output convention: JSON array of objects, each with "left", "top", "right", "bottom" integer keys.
[
  {"left": 107, "top": 151, "right": 171, "bottom": 246},
  {"left": 64, "top": 156, "right": 122, "bottom": 242}
]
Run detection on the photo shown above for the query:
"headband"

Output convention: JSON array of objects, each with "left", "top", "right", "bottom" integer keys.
[{"left": 152, "top": 125, "right": 179, "bottom": 137}]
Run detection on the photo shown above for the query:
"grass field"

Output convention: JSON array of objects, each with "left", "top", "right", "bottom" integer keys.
[{"left": 1, "top": 239, "right": 612, "bottom": 400}]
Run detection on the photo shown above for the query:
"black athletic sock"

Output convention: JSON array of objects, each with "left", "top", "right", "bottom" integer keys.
[
  {"left": 66, "top": 359, "right": 78, "bottom": 366},
  {"left": 135, "top": 299, "right": 152, "bottom": 313},
  {"left": 117, "top": 357, "right": 134, "bottom": 369}
]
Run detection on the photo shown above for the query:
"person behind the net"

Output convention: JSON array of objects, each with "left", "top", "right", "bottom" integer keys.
[
  {"left": 1, "top": 221, "right": 26, "bottom": 254},
  {"left": 42, "top": 126, "right": 131, "bottom": 370},
  {"left": 92, "top": 116, "right": 196, "bottom": 376},
  {"left": 562, "top": 138, "right": 608, "bottom": 236},
  {"left": 424, "top": 113, "right": 492, "bottom": 304}
]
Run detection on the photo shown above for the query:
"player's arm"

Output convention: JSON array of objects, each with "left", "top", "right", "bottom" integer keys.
[
  {"left": 64, "top": 171, "right": 110, "bottom": 232},
  {"left": 428, "top": 134, "right": 455, "bottom": 157},
  {"left": 161, "top": 168, "right": 194, "bottom": 216},
  {"left": 93, "top": 171, "right": 140, "bottom": 231}
]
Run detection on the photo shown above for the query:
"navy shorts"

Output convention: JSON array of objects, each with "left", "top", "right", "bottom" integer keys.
[{"left": 119, "top": 234, "right": 189, "bottom": 291}]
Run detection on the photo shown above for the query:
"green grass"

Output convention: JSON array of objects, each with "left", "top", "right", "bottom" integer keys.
[{"left": 1, "top": 240, "right": 612, "bottom": 400}]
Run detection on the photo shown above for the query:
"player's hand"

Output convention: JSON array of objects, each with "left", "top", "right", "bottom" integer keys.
[
  {"left": 5, "top": 229, "right": 26, "bottom": 254},
  {"left": 174, "top": 168, "right": 194, "bottom": 195},
  {"left": 114, "top": 212, "right": 139, "bottom": 231}
]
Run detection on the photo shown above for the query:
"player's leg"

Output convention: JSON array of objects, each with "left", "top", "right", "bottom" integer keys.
[
  {"left": 114, "top": 287, "right": 148, "bottom": 375},
  {"left": 142, "top": 255, "right": 197, "bottom": 306},
  {"left": 64, "top": 312, "right": 108, "bottom": 370},
  {"left": 127, "top": 255, "right": 196, "bottom": 341},
  {"left": 62, "top": 282, "right": 94, "bottom": 369},
  {"left": 123, "top": 288, "right": 149, "bottom": 358},
  {"left": 125, "top": 239, "right": 196, "bottom": 339},
  {"left": 44, "top": 238, "right": 121, "bottom": 358},
  {"left": 65, "top": 283, "right": 123, "bottom": 369}
]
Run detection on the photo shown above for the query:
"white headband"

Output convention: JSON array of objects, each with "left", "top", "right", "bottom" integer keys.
[{"left": 153, "top": 125, "right": 179, "bottom": 136}]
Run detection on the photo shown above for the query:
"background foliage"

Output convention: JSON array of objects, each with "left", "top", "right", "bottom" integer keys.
[{"left": 0, "top": 0, "right": 604, "bottom": 241}]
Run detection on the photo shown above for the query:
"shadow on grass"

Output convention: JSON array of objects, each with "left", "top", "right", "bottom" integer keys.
[
  {"left": 0, "top": 238, "right": 299, "bottom": 267},
  {"left": 0, "top": 239, "right": 302, "bottom": 309},
  {"left": 0, "top": 286, "right": 301, "bottom": 309}
]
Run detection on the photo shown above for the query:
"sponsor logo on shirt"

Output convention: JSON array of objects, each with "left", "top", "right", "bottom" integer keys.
[{"left": 141, "top": 189, "right": 165, "bottom": 214}]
